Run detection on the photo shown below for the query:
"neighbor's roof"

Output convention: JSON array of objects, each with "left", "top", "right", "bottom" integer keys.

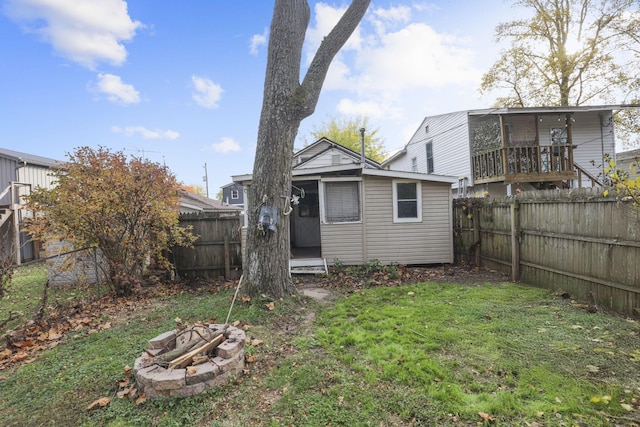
[
  {"left": 468, "top": 104, "right": 640, "bottom": 116},
  {"left": 178, "top": 189, "right": 242, "bottom": 212},
  {"left": 0, "top": 147, "right": 61, "bottom": 167},
  {"left": 617, "top": 148, "right": 640, "bottom": 161}
]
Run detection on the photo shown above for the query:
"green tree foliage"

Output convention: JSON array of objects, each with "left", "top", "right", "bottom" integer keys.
[
  {"left": 307, "top": 116, "right": 387, "bottom": 163},
  {"left": 480, "top": 0, "right": 640, "bottom": 108},
  {"left": 25, "top": 146, "right": 195, "bottom": 296}
]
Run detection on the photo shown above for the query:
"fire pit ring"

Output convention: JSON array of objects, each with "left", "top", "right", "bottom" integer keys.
[{"left": 133, "top": 323, "right": 246, "bottom": 399}]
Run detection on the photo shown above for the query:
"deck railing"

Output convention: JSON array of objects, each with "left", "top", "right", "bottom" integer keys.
[{"left": 473, "top": 144, "right": 575, "bottom": 184}]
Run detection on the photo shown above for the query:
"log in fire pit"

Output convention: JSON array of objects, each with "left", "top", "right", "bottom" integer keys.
[{"left": 133, "top": 323, "right": 246, "bottom": 399}]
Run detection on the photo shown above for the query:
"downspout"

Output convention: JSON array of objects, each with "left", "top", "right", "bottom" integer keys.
[
  {"left": 359, "top": 127, "right": 367, "bottom": 263},
  {"left": 599, "top": 113, "right": 606, "bottom": 170},
  {"left": 360, "top": 127, "right": 366, "bottom": 168}
]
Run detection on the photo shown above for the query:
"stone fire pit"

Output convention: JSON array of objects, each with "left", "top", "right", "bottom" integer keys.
[{"left": 133, "top": 323, "right": 246, "bottom": 399}]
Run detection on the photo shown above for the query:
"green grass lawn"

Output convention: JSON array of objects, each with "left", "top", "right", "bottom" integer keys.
[{"left": 1, "top": 267, "right": 639, "bottom": 426}]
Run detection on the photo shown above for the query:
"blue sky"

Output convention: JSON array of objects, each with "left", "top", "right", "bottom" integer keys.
[{"left": 1, "top": 0, "right": 527, "bottom": 196}]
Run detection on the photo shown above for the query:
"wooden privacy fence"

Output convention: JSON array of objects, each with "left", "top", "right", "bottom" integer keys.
[
  {"left": 173, "top": 212, "right": 242, "bottom": 280},
  {"left": 453, "top": 188, "right": 640, "bottom": 317}
]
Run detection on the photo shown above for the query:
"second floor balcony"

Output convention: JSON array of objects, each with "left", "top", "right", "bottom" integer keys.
[{"left": 472, "top": 144, "right": 576, "bottom": 184}]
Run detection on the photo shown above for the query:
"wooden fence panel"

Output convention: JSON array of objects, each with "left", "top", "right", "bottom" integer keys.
[
  {"left": 453, "top": 188, "right": 640, "bottom": 317},
  {"left": 173, "top": 212, "right": 242, "bottom": 280}
]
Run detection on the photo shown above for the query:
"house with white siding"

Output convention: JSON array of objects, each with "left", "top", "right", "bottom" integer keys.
[
  {"left": 232, "top": 137, "right": 457, "bottom": 270},
  {"left": 0, "top": 147, "right": 61, "bottom": 263},
  {"left": 383, "top": 106, "right": 637, "bottom": 197}
]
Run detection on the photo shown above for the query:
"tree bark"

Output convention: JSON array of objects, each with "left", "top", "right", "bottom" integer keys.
[{"left": 244, "top": 0, "right": 370, "bottom": 298}]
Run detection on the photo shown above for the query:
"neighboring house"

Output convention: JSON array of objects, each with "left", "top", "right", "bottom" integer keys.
[
  {"left": 178, "top": 189, "right": 242, "bottom": 216},
  {"left": 232, "top": 137, "right": 457, "bottom": 270},
  {"left": 383, "top": 105, "right": 637, "bottom": 197},
  {"left": 220, "top": 182, "right": 245, "bottom": 207},
  {"left": 0, "top": 147, "right": 60, "bottom": 263},
  {"left": 616, "top": 148, "right": 640, "bottom": 180}
]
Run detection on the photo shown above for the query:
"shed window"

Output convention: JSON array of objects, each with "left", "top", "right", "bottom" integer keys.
[
  {"left": 426, "top": 141, "right": 434, "bottom": 174},
  {"left": 231, "top": 190, "right": 239, "bottom": 199},
  {"left": 393, "top": 180, "right": 422, "bottom": 223},
  {"left": 324, "top": 181, "right": 361, "bottom": 223}
]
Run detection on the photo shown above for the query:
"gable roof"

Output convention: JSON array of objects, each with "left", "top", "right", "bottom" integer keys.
[
  {"left": 232, "top": 162, "right": 457, "bottom": 185},
  {"left": 0, "top": 147, "right": 61, "bottom": 168},
  {"left": 294, "top": 137, "right": 381, "bottom": 169}
]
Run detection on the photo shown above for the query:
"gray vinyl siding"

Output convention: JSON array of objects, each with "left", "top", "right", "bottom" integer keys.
[
  {"left": 364, "top": 176, "right": 453, "bottom": 265},
  {"left": 537, "top": 110, "right": 613, "bottom": 177},
  {"left": 321, "top": 222, "right": 364, "bottom": 265},
  {"left": 299, "top": 148, "right": 357, "bottom": 168},
  {"left": 17, "top": 164, "right": 56, "bottom": 191},
  {"left": 0, "top": 156, "right": 17, "bottom": 205},
  {"left": 389, "top": 111, "right": 471, "bottom": 187}
]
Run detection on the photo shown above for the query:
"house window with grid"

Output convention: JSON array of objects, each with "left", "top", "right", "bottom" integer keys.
[
  {"left": 426, "top": 141, "right": 434, "bottom": 174},
  {"left": 550, "top": 127, "right": 568, "bottom": 145},
  {"left": 411, "top": 157, "right": 418, "bottom": 172},
  {"left": 231, "top": 190, "right": 239, "bottom": 199},
  {"left": 393, "top": 180, "right": 422, "bottom": 223},
  {"left": 323, "top": 181, "right": 361, "bottom": 223}
]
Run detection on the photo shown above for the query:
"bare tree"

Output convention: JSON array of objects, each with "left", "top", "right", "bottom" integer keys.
[
  {"left": 244, "top": 0, "right": 370, "bottom": 298},
  {"left": 480, "top": 0, "right": 640, "bottom": 107}
]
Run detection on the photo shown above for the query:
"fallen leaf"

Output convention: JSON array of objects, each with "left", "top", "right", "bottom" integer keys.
[
  {"left": 0, "top": 349, "right": 12, "bottom": 360},
  {"left": 338, "top": 396, "right": 344, "bottom": 405},
  {"left": 245, "top": 355, "right": 257, "bottom": 363},
  {"left": 621, "top": 403, "right": 633, "bottom": 411},
  {"left": 116, "top": 389, "right": 129, "bottom": 399},
  {"left": 86, "top": 397, "right": 110, "bottom": 410},
  {"left": 100, "top": 322, "right": 111, "bottom": 330},
  {"left": 265, "top": 302, "right": 275, "bottom": 311},
  {"left": 478, "top": 412, "right": 495, "bottom": 422},
  {"left": 232, "top": 320, "right": 241, "bottom": 327},
  {"left": 251, "top": 339, "right": 263, "bottom": 347},
  {"left": 123, "top": 365, "right": 132, "bottom": 377},
  {"left": 586, "top": 364, "right": 599, "bottom": 373},
  {"left": 186, "top": 366, "right": 198, "bottom": 376},
  {"left": 242, "top": 295, "right": 251, "bottom": 303},
  {"left": 134, "top": 393, "right": 147, "bottom": 405},
  {"left": 118, "top": 379, "right": 129, "bottom": 388},
  {"left": 407, "top": 291, "right": 415, "bottom": 296}
]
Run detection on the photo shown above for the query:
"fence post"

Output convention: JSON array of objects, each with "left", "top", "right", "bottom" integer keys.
[
  {"left": 224, "top": 234, "right": 231, "bottom": 280},
  {"left": 510, "top": 200, "right": 520, "bottom": 281}
]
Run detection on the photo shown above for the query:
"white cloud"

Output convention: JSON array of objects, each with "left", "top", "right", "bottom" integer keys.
[
  {"left": 191, "top": 75, "right": 223, "bottom": 108},
  {"left": 249, "top": 28, "right": 268, "bottom": 55},
  {"left": 112, "top": 125, "right": 179, "bottom": 140},
  {"left": 303, "top": 4, "right": 482, "bottom": 129},
  {"left": 4, "top": 0, "right": 143, "bottom": 69},
  {"left": 211, "top": 137, "right": 240, "bottom": 153},
  {"left": 95, "top": 73, "right": 140, "bottom": 104}
]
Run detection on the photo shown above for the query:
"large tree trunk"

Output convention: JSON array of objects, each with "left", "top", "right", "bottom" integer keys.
[{"left": 244, "top": 0, "right": 370, "bottom": 298}]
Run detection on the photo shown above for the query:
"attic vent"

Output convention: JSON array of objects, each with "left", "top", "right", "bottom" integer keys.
[
  {"left": 332, "top": 154, "right": 341, "bottom": 165},
  {"left": 425, "top": 125, "right": 430, "bottom": 134},
  {"left": 299, "top": 156, "right": 310, "bottom": 164}
]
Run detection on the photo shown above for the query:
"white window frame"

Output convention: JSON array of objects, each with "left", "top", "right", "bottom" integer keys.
[
  {"left": 426, "top": 141, "right": 434, "bottom": 174},
  {"left": 392, "top": 179, "right": 422, "bottom": 223},
  {"left": 231, "top": 190, "right": 239, "bottom": 199},
  {"left": 411, "top": 157, "right": 418, "bottom": 172},
  {"left": 319, "top": 177, "right": 362, "bottom": 224}
]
